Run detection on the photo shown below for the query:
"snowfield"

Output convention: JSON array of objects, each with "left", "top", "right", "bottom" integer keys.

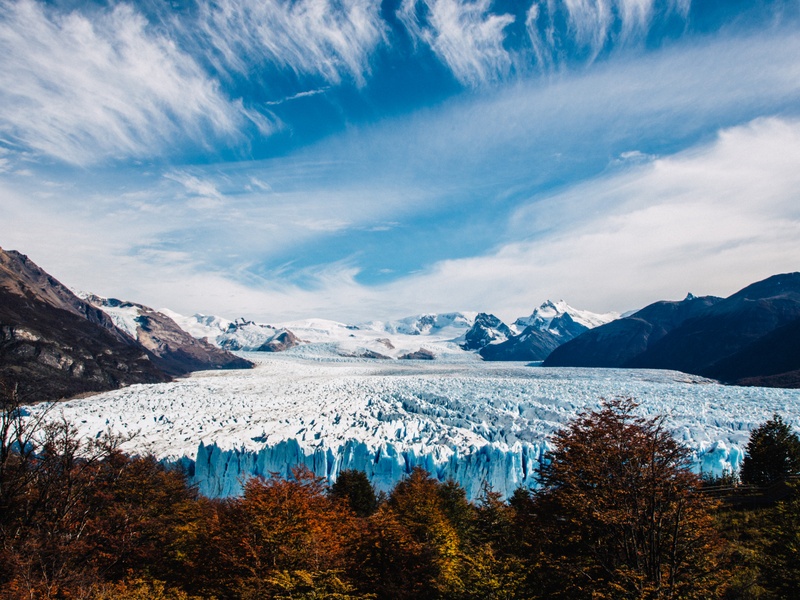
[{"left": 29, "top": 353, "right": 800, "bottom": 499}]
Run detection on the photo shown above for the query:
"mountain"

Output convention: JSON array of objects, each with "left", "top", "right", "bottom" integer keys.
[
  {"left": 168, "top": 311, "right": 479, "bottom": 360},
  {"left": 170, "top": 304, "right": 614, "bottom": 362},
  {"left": 544, "top": 294, "right": 722, "bottom": 368},
  {"left": 0, "top": 248, "right": 251, "bottom": 403},
  {"left": 704, "top": 317, "right": 800, "bottom": 388},
  {"left": 480, "top": 301, "right": 618, "bottom": 361},
  {"left": 460, "top": 313, "right": 513, "bottom": 351},
  {"left": 84, "top": 295, "right": 253, "bottom": 375},
  {"left": 544, "top": 273, "right": 800, "bottom": 387},
  {"left": 0, "top": 248, "right": 170, "bottom": 402},
  {"left": 627, "top": 273, "right": 800, "bottom": 378},
  {"left": 513, "top": 299, "right": 617, "bottom": 333},
  {"left": 362, "top": 312, "right": 476, "bottom": 337}
]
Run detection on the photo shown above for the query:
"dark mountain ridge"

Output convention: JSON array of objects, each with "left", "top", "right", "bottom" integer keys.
[
  {"left": 544, "top": 273, "right": 800, "bottom": 387},
  {"left": 544, "top": 294, "right": 722, "bottom": 368}
]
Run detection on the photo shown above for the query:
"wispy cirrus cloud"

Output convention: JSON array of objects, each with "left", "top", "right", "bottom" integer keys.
[
  {"left": 398, "top": 0, "right": 515, "bottom": 86},
  {"left": 397, "top": 0, "right": 693, "bottom": 85},
  {"left": 195, "top": 0, "right": 386, "bottom": 87},
  {"left": 0, "top": 0, "right": 269, "bottom": 165},
  {"left": 527, "top": 0, "right": 691, "bottom": 67}
]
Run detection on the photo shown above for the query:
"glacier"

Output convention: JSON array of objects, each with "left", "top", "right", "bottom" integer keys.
[{"left": 27, "top": 352, "right": 800, "bottom": 500}]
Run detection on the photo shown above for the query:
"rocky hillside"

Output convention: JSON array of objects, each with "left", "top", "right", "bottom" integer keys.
[{"left": 0, "top": 248, "right": 250, "bottom": 402}]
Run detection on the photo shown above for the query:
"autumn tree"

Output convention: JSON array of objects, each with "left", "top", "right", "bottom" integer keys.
[
  {"left": 741, "top": 415, "right": 800, "bottom": 486},
  {"left": 0, "top": 414, "right": 121, "bottom": 598},
  {"left": 534, "top": 398, "right": 728, "bottom": 599},
  {"left": 217, "top": 466, "right": 362, "bottom": 599}
]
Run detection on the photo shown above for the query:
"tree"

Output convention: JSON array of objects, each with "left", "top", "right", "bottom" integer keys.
[
  {"left": 741, "top": 415, "right": 800, "bottom": 486},
  {"left": 534, "top": 398, "right": 728, "bottom": 599},
  {"left": 329, "top": 469, "right": 379, "bottom": 517},
  {"left": 218, "top": 466, "right": 358, "bottom": 599}
]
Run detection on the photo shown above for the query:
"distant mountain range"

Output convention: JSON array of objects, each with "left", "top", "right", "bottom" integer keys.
[
  {"left": 544, "top": 274, "right": 800, "bottom": 388},
  {"left": 0, "top": 248, "right": 250, "bottom": 402},
  {"left": 2, "top": 245, "right": 798, "bottom": 401},
  {"left": 475, "top": 300, "right": 618, "bottom": 361},
  {"left": 166, "top": 302, "right": 617, "bottom": 363}
]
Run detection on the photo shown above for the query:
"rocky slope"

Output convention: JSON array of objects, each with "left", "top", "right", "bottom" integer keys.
[
  {"left": 0, "top": 248, "right": 169, "bottom": 401},
  {"left": 627, "top": 274, "right": 800, "bottom": 376},
  {"left": 84, "top": 295, "right": 253, "bottom": 375},
  {"left": 0, "top": 248, "right": 250, "bottom": 402}
]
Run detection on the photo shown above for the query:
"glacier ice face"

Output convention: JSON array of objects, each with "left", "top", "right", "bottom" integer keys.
[
  {"left": 25, "top": 354, "right": 800, "bottom": 500},
  {"left": 192, "top": 438, "right": 548, "bottom": 499}
]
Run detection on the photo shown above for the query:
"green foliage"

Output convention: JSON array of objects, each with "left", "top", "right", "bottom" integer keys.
[
  {"left": 741, "top": 415, "right": 800, "bottom": 486},
  {"left": 329, "top": 469, "right": 379, "bottom": 517},
  {"left": 764, "top": 482, "right": 800, "bottom": 598}
]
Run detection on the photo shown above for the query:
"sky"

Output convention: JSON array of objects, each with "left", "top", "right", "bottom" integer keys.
[{"left": 1, "top": 0, "right": 799, "bottom": 324}]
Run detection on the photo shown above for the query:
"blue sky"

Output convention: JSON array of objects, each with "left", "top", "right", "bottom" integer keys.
[{"left": 1, "top": 0, "right": 800, "bottom": 323}]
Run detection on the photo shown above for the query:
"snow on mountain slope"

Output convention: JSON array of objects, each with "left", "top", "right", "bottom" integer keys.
[
  {"left": 79, "top": 294, "right": 252, "bottom": 373},
  {"left": 513, "top": 300, "right": 618, "bottom": 334},
  {"left": 166, "top": 311, "right": 480, "bottom": 359},
  {"left": 360, "top": 312, "right": 477, "bottom": 337},
  {"left": 26, "top": 355, "right": 800, "bottom": 500},
  {"left": 164, "top": 306, "right": 617, "bottom": 363}
]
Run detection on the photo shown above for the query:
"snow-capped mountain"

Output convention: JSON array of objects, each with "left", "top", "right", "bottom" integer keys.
[
  {"left": 513, "top": 299, "right": 619, "bottom": 334},
  {"left": 460, "top": 313, "right": 513, "bottom": 351},
  {"left": 479, "top": 301, "right": 619, "bottom": 362},
  {"left": 83, "top": 294, "right": 252, "bottom": 374},
  {"left": 161, "top": 311, "right": 301, "bottom": 353},
  {"left": 166, "top": 312, "right": 478, "bottom": 361},
  {"left": 165, "top": 304, "right": 617, "bottom": 363},
  {"left": 360, "top": 312, "right": 476, "bottom": 337}
]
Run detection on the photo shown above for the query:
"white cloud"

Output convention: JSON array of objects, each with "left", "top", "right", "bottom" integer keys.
[
  {"left": 3, "top": 22, "right": 800, "bottom": 323},
  {"left": 370, "top": 117, "right": 800, "bottom": 320},
  {"left": 398, "top": 0, "right": 515, "bottom": 86},
  {"left": 0, "top": 0, "right": 265, "bottom": 165},
  {"left": 164, "top": 171, "right": 225, "bottom": 201},
  {"left": 17, "top": 118, "right": 798, "bottom": 323},
  {"left": 527, "top": 0, "right": 689, "bottom": 66},
  {"left": 264, "top": 87, "right": 330, "bottom": 106},
  {"left": 196, "top": 0, "right": 385, "bottom": 87},
  {"left": 294, "top": 218, "right": 352, "bottom": 232}
]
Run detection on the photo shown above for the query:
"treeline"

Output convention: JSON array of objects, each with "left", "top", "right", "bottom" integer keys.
[{"left": 2, "top": 395, "right": 799, "bottom": 599}]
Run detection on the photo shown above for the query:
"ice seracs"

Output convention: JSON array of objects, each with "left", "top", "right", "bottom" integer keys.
[{"left": 25, "top": 354, "right": 800, "bottom": 501}]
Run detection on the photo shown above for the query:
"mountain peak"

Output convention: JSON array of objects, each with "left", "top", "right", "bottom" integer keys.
[{"left": 514, "top": 300, "right": 617, "bottom": 333}]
